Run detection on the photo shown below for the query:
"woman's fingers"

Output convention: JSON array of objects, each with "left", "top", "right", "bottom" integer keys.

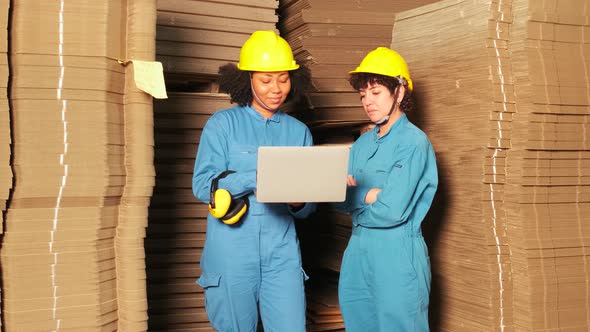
[{"left": 347, "top": 175, "right": 357, "bottom": 186}]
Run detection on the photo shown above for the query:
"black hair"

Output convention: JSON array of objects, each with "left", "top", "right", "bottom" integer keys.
[
  {"left": 218, "top": 63, "right": 312, "bottom": 106},
  {"left": 348, "top": 72, "right": 414, "bottom": 113}
]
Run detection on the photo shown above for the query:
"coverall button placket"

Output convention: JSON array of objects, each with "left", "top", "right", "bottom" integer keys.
[
  {"left": 264, "top": 118, "right": 269, "bottom": 145},
  {"left": 259, "top": 116, "right": 281, "bottom": 268}
]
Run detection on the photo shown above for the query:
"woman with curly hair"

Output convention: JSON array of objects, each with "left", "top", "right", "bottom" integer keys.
[
  {"left": 192, "top": 30, "right": 315, "bottom": 332},
  {"left": 337, "top": 47, "right": 438, "bottom": 331}
]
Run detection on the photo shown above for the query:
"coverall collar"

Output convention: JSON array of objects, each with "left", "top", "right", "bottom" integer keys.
[
  {"left": 372, "top": 112, "right": 407, "bottom": 141},
  {"left": 245, "top": 104, "right": 282, "bottom": 123}
]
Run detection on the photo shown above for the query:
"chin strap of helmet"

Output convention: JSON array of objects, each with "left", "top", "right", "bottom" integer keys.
[
  {"left": 374, "top": 78, "right": 404, "bottom": 125},
  {"left": 250, "top": 73, "right": 275, "bottom": 112}
]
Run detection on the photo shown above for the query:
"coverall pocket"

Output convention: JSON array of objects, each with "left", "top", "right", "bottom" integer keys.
[
  {"left": 229, "top": 144, "right": 257, "bottom": 172},
  {"left": 196, "top": 273, "right": 230, "bottom": 331},
  {"left": 399, "top": 239, "right": 419, "bottom": 281}
]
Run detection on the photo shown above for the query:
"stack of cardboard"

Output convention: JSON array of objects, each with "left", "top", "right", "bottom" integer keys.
[
  {"left": 117, "top": 0, "right": 158, "bottom": 331},
  {"left": 0, "top": 0, "right": 8, "bottom": 237},
  {"left": 156, "top": 0, "right": 278, "bottom": 82},
  {"left": 1, "top": 1, "right": 156, "bottom": 331},
  {"left": 277, "top": 0, "right": 440, "bottom": 131},
  {"left": 148, "top": 93, "right": 231, "bottom": 331},
  {"left": 297, "top": 205, "right": 350, "bottom": 331},
  {"left": 278, "top": 0, "right": 393, "bottom": 130},
  {"left": 149, "top": 1, "right": 279, "bottom": 330},
  {"left": 0, "top": 1, "right": 8, "bottom": 325},
  {"left": 304, "top": 271, "right": 344, "bottom": 331},
  {"left": 504, "top": 1, "right": 590, "bottom": 330},
  {"left": 391, "top": 1, "right": 517, "bottom": 330},
  {"left": 393, "top": 0, "right": 590, "bottom": 330}
]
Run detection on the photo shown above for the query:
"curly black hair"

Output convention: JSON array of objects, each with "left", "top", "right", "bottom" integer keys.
[
  {"left": 218, "top": 63, "right": 312, "bottom": 106},
  {"left": 349, "top": 73, "right": 414, "bottom": 113}
]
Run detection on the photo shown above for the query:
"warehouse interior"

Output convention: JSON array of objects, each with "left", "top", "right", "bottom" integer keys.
[{"left": 1, "top": 0, "right": 590, "bottom": 331}]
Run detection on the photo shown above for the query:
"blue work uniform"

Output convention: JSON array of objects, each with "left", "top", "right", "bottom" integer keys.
[
  {"left": 192, "top": 105, "right": 315, "bottom": 332},
  {"left": 337, "top": 113, "right": 438, "bottom": 332}
]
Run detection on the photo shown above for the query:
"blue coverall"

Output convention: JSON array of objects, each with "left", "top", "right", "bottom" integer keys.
[
  {"left": 337, "top": 113, "right": 438, "bottom": 332},
  {"left": 192, "top": 105, "right": 315, "bottom": 332}
]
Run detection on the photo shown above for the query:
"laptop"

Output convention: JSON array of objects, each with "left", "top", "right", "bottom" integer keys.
[{"left": 256, "top": 145, "right": 350, "bottom": 203}]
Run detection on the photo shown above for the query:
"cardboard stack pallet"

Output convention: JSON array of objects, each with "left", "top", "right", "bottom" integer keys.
[
  {"left": 149, "top": 1, "right": 279, "bottom": 330},
  {"left": 393, "top": 0, "right": 590, "bottom": 330},
  {"left": 1, "top": 1, "right": 156, "bottom": 331}
]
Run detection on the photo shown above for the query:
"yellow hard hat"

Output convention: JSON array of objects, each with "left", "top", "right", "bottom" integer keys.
[
  {"left": 237, "top": 30, "right": 299, "bottom": 72},
  {"left": 349, "top": 47, "right": 413, "bottom": 92}
]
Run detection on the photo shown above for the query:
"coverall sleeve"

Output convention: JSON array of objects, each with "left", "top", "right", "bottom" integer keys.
[
  {"left": 356, "top": 142, "right": 437, "bottom": 228},
  {"left": 192, "top": 115, "right": 256, "bottom": 204}
]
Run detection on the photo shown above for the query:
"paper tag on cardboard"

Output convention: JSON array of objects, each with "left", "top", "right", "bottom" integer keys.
[{"left": 131, "top": 60, "right": 168, "bottom": 99}]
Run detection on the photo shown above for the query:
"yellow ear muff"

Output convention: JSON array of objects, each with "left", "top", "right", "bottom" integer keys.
[
  {"left": 208, "top": 170, "right": 234, "bottom": 217},
  {"left": 208, "top": 170, "right": 248, "bottom": 225},
  {"left": 208, "top": 188, "right": 232, "bottom": 218},
  {"left": 221, "top": 196, "right": 249, "bottom": 225}
]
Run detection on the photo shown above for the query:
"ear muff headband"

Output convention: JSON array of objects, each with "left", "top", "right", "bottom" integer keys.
[{"left": 209, "top": 170, "right": 235, "bottom": 209}]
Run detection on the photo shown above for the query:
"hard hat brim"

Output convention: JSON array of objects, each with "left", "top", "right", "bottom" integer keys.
[
  {"left": 349, "top": 69, "right": 414, "bottom": 92},
  {"left": 237, "top": 63, "right": 300, "bottom": 72}
]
